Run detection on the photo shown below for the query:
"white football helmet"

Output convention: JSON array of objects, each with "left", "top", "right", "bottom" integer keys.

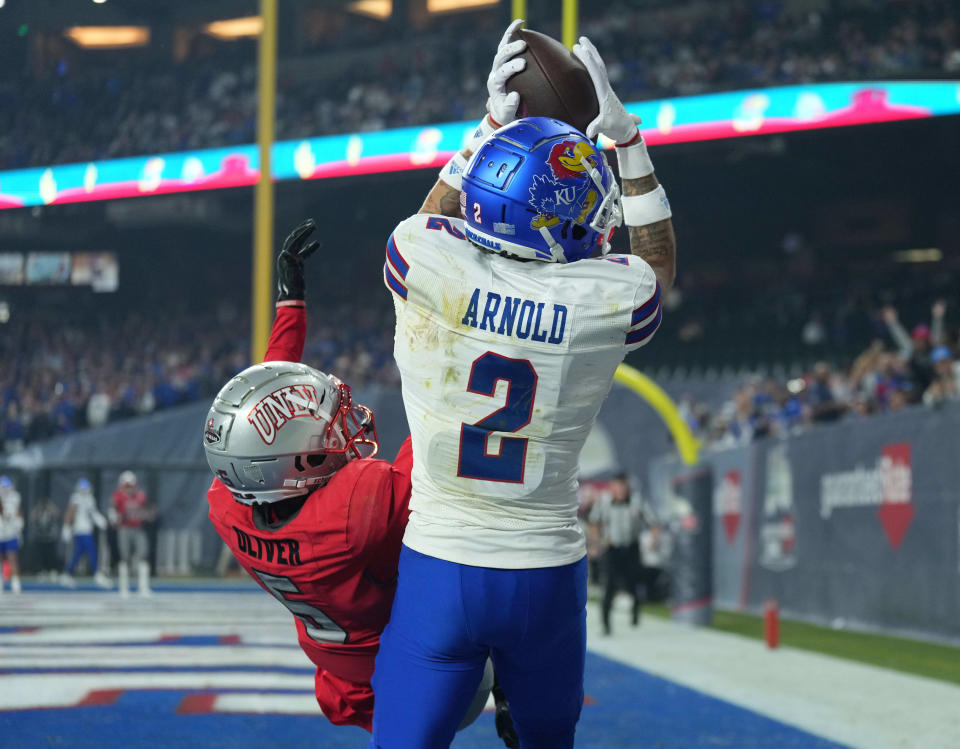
[{"left": 203, "top": 361, "right": 378, "bottom": 504}]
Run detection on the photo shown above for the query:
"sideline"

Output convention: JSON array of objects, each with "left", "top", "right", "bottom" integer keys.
[{"left": 586, "top": 601, "right": 960, "bottom": 749}]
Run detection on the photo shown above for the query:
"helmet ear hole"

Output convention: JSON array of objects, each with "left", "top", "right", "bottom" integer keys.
[
  {"left": 306, "top": 453, "right": 327, "bottom": 468},
  {"left": 572, "top": 224, "right": 587, "bottom": 240}
]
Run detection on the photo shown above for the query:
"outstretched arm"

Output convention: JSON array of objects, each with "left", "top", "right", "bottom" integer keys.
[
  {"left": 263, "top": 219, "right": 320, "bottom": 363},
  {"left": 574, "top": 37, "right": 676, "bottom": 290},
  {"left": 419, "top": 19, "right": 528, "bottom": 216},
  {"left": 621, "top": 172, "right": 676, "bottom": 291}
]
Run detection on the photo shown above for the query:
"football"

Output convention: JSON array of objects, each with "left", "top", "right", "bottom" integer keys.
[{"left": 505, "top": 28, "right": 600, "bottom": 135}]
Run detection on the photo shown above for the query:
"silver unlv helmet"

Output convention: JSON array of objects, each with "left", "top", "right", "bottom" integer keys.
[{"left": 203, "top": 361, "right": 378, "bottom": 504}]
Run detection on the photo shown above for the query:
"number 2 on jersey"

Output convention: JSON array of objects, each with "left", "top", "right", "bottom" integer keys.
[{"left": 457, "top": 352, "right": 538, "bottom": 483}]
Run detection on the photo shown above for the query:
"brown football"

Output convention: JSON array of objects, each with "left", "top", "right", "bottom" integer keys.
[{"left": 505, "top": 28, "right": 600, "bottom": 135}]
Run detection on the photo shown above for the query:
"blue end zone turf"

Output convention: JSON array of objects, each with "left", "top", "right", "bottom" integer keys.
[{"left": 0, "top": 651, "right": 845, "bottom": 748}]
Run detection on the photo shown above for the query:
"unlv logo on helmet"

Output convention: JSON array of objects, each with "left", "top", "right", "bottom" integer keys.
[
  {"left": 204, "top": 417, "right": 223, "bottom": 445},
  {"left": 248, "top": 384, "right": 323, "bottom": 445}
]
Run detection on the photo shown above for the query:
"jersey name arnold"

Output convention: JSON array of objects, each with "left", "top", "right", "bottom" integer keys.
[{"left": 384, "top": 214, "right": 661, "bottom": 569}]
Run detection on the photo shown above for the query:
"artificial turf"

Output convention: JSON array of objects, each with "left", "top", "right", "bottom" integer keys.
[{"left": 642, "top": 603, "right": 960, "bottom": 687}]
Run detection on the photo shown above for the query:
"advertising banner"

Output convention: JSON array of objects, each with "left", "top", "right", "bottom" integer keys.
[
  {"left": 748, "top": 408, "right": 960, "bottom": 639},
  {"left": 650, "top": 404, "right": 960, "bottom": 640},
  {"left": 2, "top": 81, "right": 958, "bottom": 211},
  {"left": 669, "top": 467, "right": 714, "bottom": 626}
]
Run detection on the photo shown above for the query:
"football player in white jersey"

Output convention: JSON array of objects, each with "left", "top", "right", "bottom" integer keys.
[
  {"left": 371, "top": 23, "right": 675, "bottom": 749},
  {"left": 0, "top": 475, "right": 24, "bottom": 594},
  {"left": 61, "top": 478, "right": 110, "bottom": 588}
]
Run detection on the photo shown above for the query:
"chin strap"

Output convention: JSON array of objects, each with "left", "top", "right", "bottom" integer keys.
[{"left": 538, "top": 226, "right": 568, "bottom": 263}]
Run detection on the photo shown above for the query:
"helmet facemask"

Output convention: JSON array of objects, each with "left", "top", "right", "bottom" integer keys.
[{"left": 323, "top": 381, "right": 379, "bottom": 462}]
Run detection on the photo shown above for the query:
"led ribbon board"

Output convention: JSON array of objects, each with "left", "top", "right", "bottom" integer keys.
[{"left": 0, "top": 81, "right": 957, "bottom": 210}]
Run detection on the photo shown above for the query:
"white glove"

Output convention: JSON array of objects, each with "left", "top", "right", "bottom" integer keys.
[
  {"left": 61, "top": 525, "right": 72, "bottom": 544},
  {"left": 486, "top": 19, "right": 527, "bottom": 128},
  {"left": 93, "top": 512, "right": 107, "bottom": 531},
  {"left": 573, "top": 36, "right": 641, "bottom": 144}
]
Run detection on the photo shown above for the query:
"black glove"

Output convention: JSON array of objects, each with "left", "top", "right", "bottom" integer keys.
[{"left": 277, "top": 218, "right": 321, "bottom": 303}]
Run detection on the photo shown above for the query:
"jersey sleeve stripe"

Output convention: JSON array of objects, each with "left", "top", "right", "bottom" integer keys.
[
  {"left": 625, "top": 305, "right": 662, "bottom": 345},
  {"left": 386, "top": 235, "right": 409, "bottom": 279},
  {"left": 383, "top": 262, "right": 408, "bottom": 300},
  {"left": 631, "top": 282, "right": 661, "bottom": 326}
]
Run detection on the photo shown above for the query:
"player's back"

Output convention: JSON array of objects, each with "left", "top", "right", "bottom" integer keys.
[
  {"left": 0, "top": 490, "right": 21, "bottom": 539},
  {"left": 207, "top": 451, "right": 409, "bottom": 685},
  {"left": 0, "top": 489, "right": 19, "bottom": 518},
  {"left": 385, "top": 214, "right": 661, "bottom": 568},
  {"left": 69, "top": 492, "right": 93, "bottom": 530}
]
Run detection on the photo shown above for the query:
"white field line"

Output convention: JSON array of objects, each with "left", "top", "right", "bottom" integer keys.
[
  {"left": 0, "top": 672, "right": 316, "bottom": 711},
  {"left": 209, "top": 693, "right": 330, "bottom": 715},
  {"left": 0, "top": 645, "right": 314, "bottom": 668}
]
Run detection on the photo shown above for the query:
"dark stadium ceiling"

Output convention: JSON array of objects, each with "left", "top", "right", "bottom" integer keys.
[{"left": 0, "top": 0, "right": 372, "bottom": 31}]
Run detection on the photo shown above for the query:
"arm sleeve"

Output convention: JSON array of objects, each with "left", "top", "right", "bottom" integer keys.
[
  {"left": 263, "top": 304, "right": 308, "bottom": 363},
  {"left": 383, "top": 231, "right": 411, "bottom": 302},
  {"left": 932, "top": 314, "right": 945, "bottom": 346},
  {"left": 886, "top": 318, "right": 913, "bottom": 359},
  {"left": 625, "top": 260, "right": 663, "bottom": 352}
]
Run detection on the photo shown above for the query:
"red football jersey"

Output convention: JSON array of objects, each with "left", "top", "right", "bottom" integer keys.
[
  {"left": 206, "top": 303, "right": 412, "bottom": 730},
  {"left": 112, "top": 488, "right": 148, "bottom": 528}
]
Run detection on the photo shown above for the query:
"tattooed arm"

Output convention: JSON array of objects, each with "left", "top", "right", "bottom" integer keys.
[
  {"left": 418, "top": 149, "right": 471, "bottom": 217},
  {"left": 419, "top": 21, "right": 526, "bottom": 217},
  {"left": 572, "top": 36, "right": 677, "bottom": 290},
  {"left": 622, "top": 173, "right": 677, "bottom": 291}
]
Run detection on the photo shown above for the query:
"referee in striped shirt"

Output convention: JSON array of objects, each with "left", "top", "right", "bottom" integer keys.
[{"left": 589, "top": 473, "right": 644, "bottom": 635}]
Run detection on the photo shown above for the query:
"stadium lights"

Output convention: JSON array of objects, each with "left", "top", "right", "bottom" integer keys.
[
  {"left": 64, "top": 26, "right": 150, "bottom": 49},
  {"left": 893, "top": 248, "right": 942, "bottom": 263},
  {"left": 204, "top": 16, "right": 263, "bottom": 39},
  {"left": 347, "top": 0, "right": 392, "bottom": 19},
  {"left": 93, "top": 0, "right": 108, "bottom": 4},
  {"left": 427, "top": 0, "right": 497, "bottom": 11}
]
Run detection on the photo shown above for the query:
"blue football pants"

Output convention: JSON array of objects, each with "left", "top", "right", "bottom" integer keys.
[
  {"left": 370, "top": 545, "right": 587, "bottom": 749},
  {"left": 67, "top": 533, "right": 97, "bottom": 574}
]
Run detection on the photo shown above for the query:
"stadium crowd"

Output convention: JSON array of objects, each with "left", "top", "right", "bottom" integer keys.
[
  {"left": 683, "top": 301, "right": 960, "bottom": 449},
  {"left": 4, "top": 284, "right": 959, "bottom": 454},
  {"left": 0, "top": 300, "right": 399, "bottom": 454},
  {"left": 1, "top": 0, "right": 958, "bottom": 169}
]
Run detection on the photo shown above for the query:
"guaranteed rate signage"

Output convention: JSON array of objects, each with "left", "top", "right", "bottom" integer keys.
[
  {"left": 0, "top": 80, "right": 957, "bottom": 211},
  {"left": 651, "top": 403, "right": 960, "bottom": 641}
]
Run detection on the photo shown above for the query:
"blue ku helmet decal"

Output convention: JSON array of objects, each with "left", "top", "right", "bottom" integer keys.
[{"left": 460, "top": 117, "right": 622, "bottom": 263}]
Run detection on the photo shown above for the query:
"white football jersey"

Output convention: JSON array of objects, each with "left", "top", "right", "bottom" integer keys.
[
  {"left": 385, "top": 214, "right": 661, "bottom": 568},
  {"left": 0, "top": 490, "right": 21, "bottom": 541},
  {"left": 69, "top": 491, "right": 102, "bottom": 535}
]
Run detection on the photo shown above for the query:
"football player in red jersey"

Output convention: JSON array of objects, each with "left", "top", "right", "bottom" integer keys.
[{"left": 204, "top": 220, "right": 504, "bottom": 738}]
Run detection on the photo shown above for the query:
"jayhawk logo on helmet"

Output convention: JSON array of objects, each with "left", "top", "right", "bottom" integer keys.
[
  {"left": 546, "top": 140, "right": 600, "bottom": 180},
  {"left": 460, "top": 117, "right": 622, "bottom": 264},
  {"left": 528, "top": 173, "right": 598, "bottom": 230}
]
